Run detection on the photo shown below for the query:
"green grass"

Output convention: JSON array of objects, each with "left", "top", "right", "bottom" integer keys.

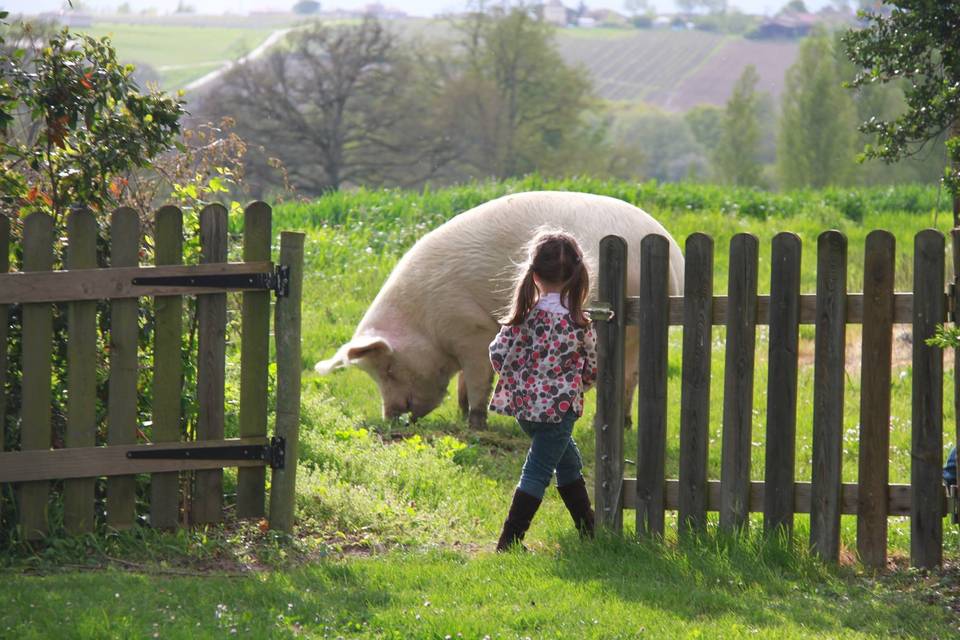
[
  {"left": 2, "top": 178, "right": 959, "bottom": 638},
  {"left": 2, "top": 538, "right": 956, "bottom": 639},
  {"left": 76, "top": 22, "right": 277, "bottom": 89}
]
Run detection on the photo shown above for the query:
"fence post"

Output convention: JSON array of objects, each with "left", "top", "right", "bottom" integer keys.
[
  {"left": 763, "top": 232, "right": 802, "bottom": 536},
  {"left": 678, "top": 233, "right": 713, "bottom": 534},
  {"left": 107, "top": 208, "right": 140, "bottom": 530},
  {"left": 238, "top": 202, "right": 272, "bottom": 519},
  {"left": 19, "top": 213, "right": 54, "bottom": 540},
  {"left": 719, "top": 233, "right": 758, "bottom": 532},
  {"left": 594, "top": 235, "right": 627, "bottom": 533},
  {"left": 269, "top": 231, "right": 304, "bottom": 532},
  {"left": 911, "top": 229, "right": 944, "bottom": 569},
  {"left": 195, "top": 204, "right": 229, "bottom": 525},
  {"left": 636, "top": 234, "right": 670, "bottom": 538},
  {"left": 810, "top": 230, "right": 847, "bottom": 562},
  {"left": 150, "top": 206, "right": 184, "bottom": 529},
  {"left": 64, "top": 208, "right": 98, "bottom": 535},
  {"left": 857, "top": 230, "right": 895, "bottom": 568}
]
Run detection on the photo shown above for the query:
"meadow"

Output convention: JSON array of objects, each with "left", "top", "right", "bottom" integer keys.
[
  {"left": 76, "top": 22, "right": 278, "bottom": 89},
  {"left": 2, "top": 178, "right": 959, "bottom": 638}
]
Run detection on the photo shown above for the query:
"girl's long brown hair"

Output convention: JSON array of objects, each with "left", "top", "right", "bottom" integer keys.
[{"left": 502, "top": 230, "right": 590, "bottom": 327}]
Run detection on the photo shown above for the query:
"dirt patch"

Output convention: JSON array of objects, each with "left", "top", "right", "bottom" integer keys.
[{"left": 797, "top": 326, "right": 955, "bottom": 372}]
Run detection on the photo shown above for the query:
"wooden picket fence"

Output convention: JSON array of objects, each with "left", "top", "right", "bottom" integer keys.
[
  {"left": 593, "top": 229, "right": 956, "bottom": 569},
  {"left": 0, "top": 203, "right": 304, "bottom": 540}
]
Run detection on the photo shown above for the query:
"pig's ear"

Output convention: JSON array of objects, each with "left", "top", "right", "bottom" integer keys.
[{"left": 314, "top": 336, "right": 392, "bottom": 375}]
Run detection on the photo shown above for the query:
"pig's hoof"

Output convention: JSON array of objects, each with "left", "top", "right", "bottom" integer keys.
[{"left": 468, "top": 409, "right": 488, "bottom": 430}]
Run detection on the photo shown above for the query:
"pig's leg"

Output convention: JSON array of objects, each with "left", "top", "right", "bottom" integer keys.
[
  {"left": 461, "top": 358, "right": 494, "bottom": 430},
  {"left": 623, "top": 368, "right": 638, "bottom": 429},
  {"left": 458, "top": 373, "right": 469, "bottom": 418},
  {"left": 623, "top": 329, "right": 640, "bottom": 429}
]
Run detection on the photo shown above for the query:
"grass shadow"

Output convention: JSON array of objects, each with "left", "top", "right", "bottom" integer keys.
[{"left": 548, "top": 530, "right": 954, "bottom": 638}]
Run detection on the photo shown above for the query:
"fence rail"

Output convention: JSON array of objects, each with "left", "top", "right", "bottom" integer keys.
[
  {"left": 0, "top": 203, "right": 304, "bottom": 539},
  {"left": 594, "top": 229, "right": 953, "bottom": 569}
]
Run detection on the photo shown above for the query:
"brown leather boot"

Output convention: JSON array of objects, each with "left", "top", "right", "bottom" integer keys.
[
  {"left": 496, "top": 489, "right": 542, "bottom": 552},
  {"left": 557, "top": 476, "right": 595, "bottom": 539}
]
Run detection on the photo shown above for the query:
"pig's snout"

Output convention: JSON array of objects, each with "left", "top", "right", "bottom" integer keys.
[{"left": 384, "top": 397, "right": 431, "bottom": 421}]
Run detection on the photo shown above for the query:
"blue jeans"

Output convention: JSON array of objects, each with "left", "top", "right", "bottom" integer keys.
[{"left": 516, "top": 411, "right": 584, "bottom": 499}]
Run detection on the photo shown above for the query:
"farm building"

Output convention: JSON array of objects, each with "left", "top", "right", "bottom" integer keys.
[
  {"left": 542, "top": 0, "right": 570, "bottom": 27},
  {"left": 750, "top": 11, "right": 819, "bottom": 39}
]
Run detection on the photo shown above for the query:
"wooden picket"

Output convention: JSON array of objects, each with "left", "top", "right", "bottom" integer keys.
[
  {"left": 594, "top": 235, "right": 627, "bottom": 533},
  {"left": 595, "top": 228, "right": 951, "bottom": 569},
  {"left": 238, "top": 202, "right": 272, "bottom": 519},
  {"left": 195, "top": 204, "right": 228, "bottom": 525},
  {"left": 676, "top": 233, "right": 713, "bottom": 534},
  {"left": 150, "top": 205, "right": 184, "bottom": 530},
  {"left": 763, "top": 232, "right": 801, "bottom": 535},
  {"left": 64, "top": 209, "right": 98, "bottom": 535},
  {"left": 857, "top": 230, "right": 895, "bottom": 567},
  {"left": 20, "top": 213, "right": 54, "bottom": 540},
  {"left": 719, "top": 234, "right": 758, "bottom": 532},
  {"left": 0, "top": 203, "right": 303, "bottom": 540}
]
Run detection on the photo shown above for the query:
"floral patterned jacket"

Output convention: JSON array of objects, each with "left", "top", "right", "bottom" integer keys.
[{"left": 488, "top": 295, "right": 598, "bottom": 423}]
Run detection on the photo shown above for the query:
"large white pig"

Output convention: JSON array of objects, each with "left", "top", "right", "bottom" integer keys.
[{"left": 315, "top": 191, "right": 684, "bottom": 428}]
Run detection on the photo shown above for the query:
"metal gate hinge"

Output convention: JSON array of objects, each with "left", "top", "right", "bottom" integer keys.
[
  {"left": 127, "top": 436, "right": 286, "bottom": 469},
  {"left": 133, "top": 265, "right": 290, "bottom": 298},
  {"left": 585, "top": 301, "right": 615, "bottom": 322}
]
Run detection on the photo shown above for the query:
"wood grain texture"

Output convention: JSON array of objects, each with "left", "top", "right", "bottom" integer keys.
[
  {"left": 19, "top": 213, "right": 55, "bottom": 540},
  {"left": 107, "top": 207, "right": 140, "bottom": 530},
  {"left": 625, "top": 292, "right": 924, "bottom": 327},
  {"left": 0, "top": 261, "right": 273, "bottom": 303},
  {"left": 810, "top": 230, "right": 847, "bottom": 562},
  {"left": 237, "top": 202, "right": 272, "bottom": 518},
  {"left": 64, "top": 209, "right": 98, "bottom": 535},
  {"left": 635, "top": 235, "right": 670, "bottom": 538},
  {"left": 719, "top": 234, "right": 758, "bottom": 532},
  {"left": 593, "top": 235, "right": 628, "bottom": 533},
  {"left": 677, "top": 233, "right": 713, "bottom": 534},
  {"left": 763, "top": 233, "right": 802, "bottom": 535},
  {"left": 194, "top": 204, "right": 228, "bottom": 525},
  {"left": 621, "top": 478, "right": 929, "bottom": 517},
  {"left": 268, "top": 232, "right": 304, "bottom": 532},
  {"left": 150, "top": 206, "right": 183, "bottom": 529},
  {"left": 857, "top": 230, "right": 895, "bottom": 568},
  {"left": 911, "top": 229, "right": 945, "bottom": 569},
  {"left": 0, "top": 438, "right": 271, "bottom": 482}
]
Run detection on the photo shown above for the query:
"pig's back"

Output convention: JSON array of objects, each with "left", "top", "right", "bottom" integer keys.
[{"left": 383, "top": 191, "right": 683, "bottom": 326}]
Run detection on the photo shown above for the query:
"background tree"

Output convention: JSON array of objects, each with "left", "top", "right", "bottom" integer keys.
[
  {"left": 685, "top": 104, "right": 724, "bottom": 154},
  {"left": 439, "top": 6, "right": 594, "bottom": 179},
  {"left": 843, "top": 1, "right": 960, "bottom": 226},
  {"left": 778, "top": 28, "right": 856, "bottom": 189},
  {"left": 207, "top": 18, "right": 455, "bottom": 194},
  {"left": 714, "top": 65, "right": 765, "bottom": 186},
  {"left": 293, "top": 0, "right": 321, "bottom": 15},
  {"left": 607, "top": 104, "right": 707, "bottom": 181},
  {"left": 0, "top": 28, "right": 184, "bottom": 220},
  {"left": 623, "top": 0, "right": 651, "bottom": 16}
]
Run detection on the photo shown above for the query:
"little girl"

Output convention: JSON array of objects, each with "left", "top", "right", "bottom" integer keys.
[{"left": 489, "top": 229, "right": 598, "bottom": 551}]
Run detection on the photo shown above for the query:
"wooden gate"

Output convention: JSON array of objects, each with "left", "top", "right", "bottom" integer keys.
[
  {"left": 0, "top": 203, "right": 304, "bottom": 540},
  {"left": 593, "top": 229, "right": 954, "bottom": 569}
]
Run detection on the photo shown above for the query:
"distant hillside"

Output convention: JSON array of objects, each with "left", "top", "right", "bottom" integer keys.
[
  {"left": 554, "top": 29, "right": 799, "bottom": 111},
  {"left": 68, "top": 18, "right": 800, "bottom": 113}
]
